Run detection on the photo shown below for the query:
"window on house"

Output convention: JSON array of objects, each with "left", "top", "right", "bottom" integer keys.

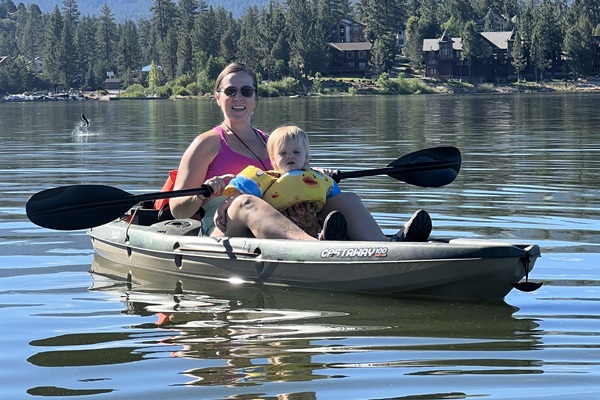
[
  {"left": 358, "top": 51, "right": 366, "bottom": 59},
  {"left": 346, "top": 52, "right": 354, "bottom": 59}
]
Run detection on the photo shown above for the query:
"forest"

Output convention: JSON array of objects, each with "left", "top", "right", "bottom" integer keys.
[{"left": 0, "top": 0, "right": 599, "bottom": 95}]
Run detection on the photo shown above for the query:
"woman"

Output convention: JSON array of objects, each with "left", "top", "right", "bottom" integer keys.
[{"left": 169, "top": 62, "right": 431, "bottom": 241}]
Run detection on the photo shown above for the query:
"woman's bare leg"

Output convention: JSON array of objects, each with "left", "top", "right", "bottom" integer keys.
[
  {"left": 319, "top": 192, "right": 388, "bottom": 241},
  {"left": 212, "top": 195, "right": 316, "bottom": 240}
]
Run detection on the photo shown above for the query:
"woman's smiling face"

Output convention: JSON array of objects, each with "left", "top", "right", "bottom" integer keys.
[{"left": 216, "top": 71, "right": 257, "bottom": 123}]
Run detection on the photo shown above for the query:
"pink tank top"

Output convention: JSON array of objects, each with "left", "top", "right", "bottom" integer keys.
[{"left": 206, "top": 126, "right": 272, "bottom": 179}]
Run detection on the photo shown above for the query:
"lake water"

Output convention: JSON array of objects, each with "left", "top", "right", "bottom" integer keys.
[{"left": 1, "top": 93, "right": 599, "bottom": 399}]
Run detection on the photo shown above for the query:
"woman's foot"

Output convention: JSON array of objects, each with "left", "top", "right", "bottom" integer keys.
[
  {"left": 391, "top": 209, "right": 432, "bottom": 242},
  {"left": 321, "top": 211, "right": 347, "bottom": 240}
]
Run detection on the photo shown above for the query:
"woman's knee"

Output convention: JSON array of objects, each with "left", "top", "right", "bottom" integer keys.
[
  {"left": 228, "top": 194, "right": 270, "bottom": 219},
  {"left": 321, "top": 192, "right": 362, "bottom": 215}
]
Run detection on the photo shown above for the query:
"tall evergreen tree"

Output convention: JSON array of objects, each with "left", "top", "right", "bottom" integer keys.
[
  {"left": 531, "top": 0, "right": 561, "bottom": 80},
  {"left": 151, "top": 0, "right": 178, "bottom": 42},
  {"left": 18, "top": 4, "right": 44, "bottom": 62},
  {"left": 117, "top": 20, "right": 142, "bottom": 85},
  {"left": 59, "top": 0, "right": 80, "bottom": 88},
  {"left": 96, "top": 3, "right": 117, "bottom": 82},
  {"left": 214, "top": 6, "right": 236, "bottom": 59},
  {"left": 461, "top": 20, "right": 484, "bottom": 79},
  {"left": 439, "top": 0, "right": 474, "bottom": 33},
  {"left": 138, "top": 19, "right": 158, "bottom": 65},
  {"left": 563, "top": 14, "right": 595, "bottom": 79},
  {"left": 356, "top": 0, "right": 406, "bottom": 42},
  {"left": 404, "top": 15, "right": 424, "bottom": 70},
  {"left": 257, "top": 0, "right": 289, "bottom": 79},
  {"left": 193, "top": 6, "right": 220, "bottom": 59},
  {"left": 285, "top": 0, "right": 329, "bottom": 77},
  {"left": 75, "top": 15, "right": 98, "bottom": 89},
  {"left": 511, "top": 30, "right": 527, "bottom": 81},
  {"left": 42, "top": 6, "right": 63, "bottom": 88},
  {"left": 160, "top": 28, "right": 178, "bottom": 80},
  {"left": 176, "top": 0, "right": 198, "bottom": 76},
  {"left": 237, "top": 6, "right": 263, "bottom": 71}
]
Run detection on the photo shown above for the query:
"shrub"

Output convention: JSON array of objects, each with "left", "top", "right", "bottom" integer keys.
[
  {"left": 186, "top": 82, "right": 202, "bottom": 96},
  {"left": 121, "top": 83, "right": 145, "bottom": 98},
  {"left": 172, "top": 85, "right": 191, "bottom": 96}
]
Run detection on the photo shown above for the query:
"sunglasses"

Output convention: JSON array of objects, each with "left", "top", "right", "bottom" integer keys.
[{"left": 220, "top": 86, "right": 257, "bottom": 98}]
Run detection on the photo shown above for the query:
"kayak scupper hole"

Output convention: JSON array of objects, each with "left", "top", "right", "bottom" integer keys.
[{"left": 173, "top": 242, "right": 183, "bottom": 269}]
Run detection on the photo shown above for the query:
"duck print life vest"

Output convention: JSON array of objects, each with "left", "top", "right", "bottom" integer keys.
[{"left": 224, "top": 165, "right": 341, "bottom": 212}]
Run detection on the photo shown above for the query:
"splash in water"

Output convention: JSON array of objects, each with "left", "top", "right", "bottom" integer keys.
[{"left": 72, "top": 113, "right": 92, "bottom": 136}]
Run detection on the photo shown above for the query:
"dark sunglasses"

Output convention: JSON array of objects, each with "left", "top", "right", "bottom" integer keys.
[{"left": 220, "top": 86, "right": 256, "bottom": 98}]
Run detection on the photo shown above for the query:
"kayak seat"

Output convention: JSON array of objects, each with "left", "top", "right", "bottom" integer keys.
[{"left": 132, "top": 201, "right": 205, "bottom": 227}]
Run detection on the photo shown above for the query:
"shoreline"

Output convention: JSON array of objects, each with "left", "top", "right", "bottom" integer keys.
[{"left": 3, "top": 78, "right": 599, "bottom": 102}]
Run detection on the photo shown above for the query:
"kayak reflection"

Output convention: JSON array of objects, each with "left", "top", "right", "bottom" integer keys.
[{"left": 84, "top": 255, "right": 544, "bottom": 386}]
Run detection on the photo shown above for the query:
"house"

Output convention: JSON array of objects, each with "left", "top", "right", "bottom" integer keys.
[
  {"left": 477, "top": 11, "right": 517, "bottom": 32},
  {"left": 423, "top": 30, "right": 516, "bottom": 80},
  {"left": 333, "top": 18, "right": 367, "bottom": 43},
  {"left": 328, "top": 42, "right": 372, "bottom": 74},
  {"left": 397, "top": 30, "right": 407, "bottom": 50},
  {"left": 103, "top": 77, "right": 122, "bottom": 91},
  {"left": 328, "top": 18, "right": 371, "bottom": 75}
]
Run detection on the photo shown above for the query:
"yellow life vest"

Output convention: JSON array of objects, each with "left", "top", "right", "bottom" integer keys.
[{"left": 224, "top": 165, "right": 336, "bottom": 212}]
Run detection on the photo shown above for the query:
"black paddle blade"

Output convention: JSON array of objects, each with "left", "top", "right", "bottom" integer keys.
[
  {"left": 334, "top": 146, "right": 461, "bottom": 187},
  {"left": 26, "top": 185, "right": 134, "bottom": 230},
  {"left": 388, "top": 146, "right": 461, "bottom": 187}
]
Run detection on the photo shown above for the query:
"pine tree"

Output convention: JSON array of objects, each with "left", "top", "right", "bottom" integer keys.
[
  {"left": 60, "top": 0, "right": 80, "bottom": 88},
  {"left": 176, "top": 0, "right": 198, "bottom": 76},
  {"left": 531, "top": 0, "right": 561, "bottom": 80},
  {"left": 237, "top": 6, "right": 263, "bottom": 71},
  {"left": 117, "top": 20, "right": 142, "bottom": 85},
  {"left": 285, "top": 0, "right": 329, "bottom": 78},
  {"left": 511, "top": 30, "right": 527, "bottom": 81},
  {"left": 19, "top": 4, "right": 45, "bottom": 62},
  {"left": 75, "top": 16, "right": 98, "bottom": 89},
  {"left": 96, "top": 3, "right": 117, "bottom": 79},
  {"left": 43, "top": 6, "right": 63, "bottom": 87},
  {"left": 461, "top": 20, "right": 484, "bottom": 79},
  {"left": 563, "top": 15, "right": 595, "bottom": 79}
]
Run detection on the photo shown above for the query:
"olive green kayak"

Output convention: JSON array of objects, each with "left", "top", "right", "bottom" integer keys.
[{"left": 89, "top": 215, "right": 541, "bottom": 301}]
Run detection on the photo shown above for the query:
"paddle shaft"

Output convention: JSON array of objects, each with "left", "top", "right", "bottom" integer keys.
[{"left": 26, "top": 146, "right": 461, "bottom": 230}]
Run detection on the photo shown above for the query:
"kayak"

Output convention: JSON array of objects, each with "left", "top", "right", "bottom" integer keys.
[{"left": 88, "top": 209, "right": 541, "bottom": 301}]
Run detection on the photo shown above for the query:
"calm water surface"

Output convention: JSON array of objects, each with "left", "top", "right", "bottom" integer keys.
[{"left": 1, "top": 94, "right": 599, "bottom": 399}]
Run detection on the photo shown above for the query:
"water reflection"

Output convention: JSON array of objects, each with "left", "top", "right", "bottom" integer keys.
[
  {"left": 26, "top": 255, "right": 544, "bottom": 390},
  {"left": 3, "top": 94, "right": 598, "bottom": 399}
]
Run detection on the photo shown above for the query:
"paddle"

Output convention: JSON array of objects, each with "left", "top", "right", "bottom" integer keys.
[
  {"left": 26, "top": 146, "right": 461, "bottom": 230},
  {"left": 333, "top": 146, "right": 461, "bottom": 187}
]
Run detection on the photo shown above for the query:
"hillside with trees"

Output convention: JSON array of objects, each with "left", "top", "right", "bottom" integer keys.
[
  {"left": 13, "top": 0, "right": 269, "bottom": 20},
  {"left": 0, "top": 0, "right": 598, "bottom": 96}
]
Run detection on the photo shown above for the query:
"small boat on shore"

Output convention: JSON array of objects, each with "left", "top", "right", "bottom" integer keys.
[{"left": 88, "top": 208, "right": 541, "bottom": 301}]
